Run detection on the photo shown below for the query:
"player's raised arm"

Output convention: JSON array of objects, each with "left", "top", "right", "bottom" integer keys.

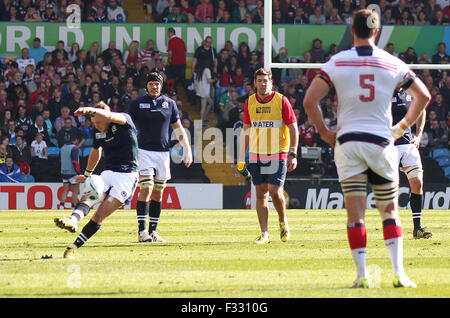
[
  {"left": 74, "top": 102, "right": 128, "bottom": 126},
  {"left": 75, "top": 147, "right": 102, "bottom": 184},
  {"left": 303, "top": 76, "right": 336, "bottom": 148},
  {"left": 392, "top": 78, "right": 431, "bottom": 140}
]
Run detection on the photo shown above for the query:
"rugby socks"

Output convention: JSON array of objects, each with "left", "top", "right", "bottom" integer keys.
[
  {"left": 347, "top": 223, "right": 368, "bottom": 279},
  {"left": 73, "top": 220, "right": 101, "bottom": 248},
  {"left": 136, "top": 200, "right": 149, "bottom": 232},
  {"left": 70, "top": 202, "right": 91, "bottom": 223},
  {"left": 149, "top": 200, "right": 162, "bottom": 233},
  {"left": 383, "top": 218, "right": 405, "bottom": 276},
  {"left": 410, "top": 193, "right": 423, "bottom": 229}
]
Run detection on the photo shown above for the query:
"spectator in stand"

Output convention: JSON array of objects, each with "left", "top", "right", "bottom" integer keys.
[
  {"left": 57, "top": 117, "right": 87, "bottom": 148},
  {"left": 397, "top": 9, "right": 414, "bottom": 25},
  {"left": 7, "top": 72, "right": 28, "bottom": 102},
  {"left": 382, "top": 8, "right": 396, "bottom": 24},
  {"left": 272, "top": 47, "right": 289, "bottom": 85},
  {"left": 28, "top": 82, "right": 49, "bottom": 111},
  {"left": 0, "top": 90, "right": 13, "bottom": 112},
  {"left": 27, "top": 114, "right": 51, "bottom": 146},
  {"left": 415, "top": 10, "right": 431, "bottom": 25},
  {"left": 24, "top": 6, "right": 43, "bottom": 22},
  {"left": 167, "top": 27, "right": 187, "bottom": 88},
  {"left": 428, "top": 93, "right": 448, "bottom": 122},
  {"left": 328, "top": 7, "right": 344, "bottom": 24},
  {"left": 54, "top": 106, "right": 77, "bottom": 132},
  {"left": 385, "top": 43, "right": 398, "bottom": 57},
  {"left": 309, "top": 7, "right": 326, "bottom": 25},
  {"left": 232, "top": 66, "right": 246, "bottom": 89},
  {"left": 86, "top": 42, "right": 100, "bottom": 64},
  {"left": 161, "top": 0, "right": 176, "bottom": 22},
  {"left": 180, "top": 0, "right": 195, "bottom": 17},
  {"left": 0, "top": 137, "right": 9, "bottom": 165},
  {"left": 232, "top": 0, "right": 249, "bottom": 22},
  {"left": 68, "top": 42, "right": 80, "bottom": 63},
  {"left": 28, "top": 38, "right": 47, "bottom": 65},
  {"left": 428, "top": 119, "right": 448, "bottom": 149},
  {"left": 138, "top": 39, "right": 155, "bottom": 67},
  {"left": 22, "top": 65, "right": 35, "bottom": 88},
  {"left": 107, "top": 0, "right": 126, "bottom": 22},
  {"left": 30, "top": 132, "right": 48, "bottom": 160},
  {"left": 15, "top": 105, "right": 33, "bottom": 137},
  {"left": 195, "top": 0, "right": 214, "bottom": 23},
  {"left": 432, "top": 42, "right": 450, "bottom": 64},
  {"left": 194, "top": 59, "right": 216, "bottom": 127},
  {"left": 0, "top": 157, "right": 22, "bottom": 182},
  {"left": 42, "top": 3, "right": 60, "bottom": 22},
  {"left": 52, "top": 40, "right": 68, "bottom": 62},
  {"left": 5, "top": 120, "right": 17, "bottom": 146},
  {"left": 251, "top": 0, "right": 264, "bottom": 23},
  {"left": 192, "top": 36, "right": 218, "bottom": 77},
  {"left": 102, "top": 41, "right": 122, "bottom": 66},
  {"left": 123, "top": 40, "right": 139, "bottom": 67},
  {"left": 425, "top": 0, "right": 442, "bottom": 21},
  {"left": 308, "top": 38, "right": 327, "bottom": 63},
  {"left": 167, "top": 5, "right": 186, "bottom": 22},
  {"left": 11, "top": 134, "right": 31, "bottom": 167},
  {"left": 299, "top": 117, "right": 319, "bottom": 147},
  {"left": 399, "top": 47, "right": 419, "bottom": 64}
]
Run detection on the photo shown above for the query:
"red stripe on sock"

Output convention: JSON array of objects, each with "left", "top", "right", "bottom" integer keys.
[
  {"left": 383, "top": 225, "right": 402, "bottom": 240},
  {"left": 347, "top": 226, "right": 367, "bottom": 250}
]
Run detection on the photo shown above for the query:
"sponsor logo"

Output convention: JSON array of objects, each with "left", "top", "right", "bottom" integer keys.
[
  {"left": 139, "top": 103, "right": 151, "bottom": 109},
  {"left": 95, "top": 132, "right": 106, "bottom": 139},
  {"left": 252, "top": 121, "right": 274, "bottom": 128},
  {"left": 111, "top": 125, "right": 117, "bottom": 134},
  {"left": 162, "top": 101, "right": 169, "bottom": 109},
  {"left": 255, "top": 106, "right": 271, "bottom": 114}
]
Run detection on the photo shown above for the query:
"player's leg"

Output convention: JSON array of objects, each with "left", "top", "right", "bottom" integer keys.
[
  {"left": 147, "top": 179, "right": 166, "bottom": 242},
  {"left": 369, "top": 171, "right": 416, "bottom": 288},
  {"left": 401, "top": 157, "right": 432, "bottom": 239},
  {"left": 267, "top": 160, "right": 290, "bottom": 242},
  {"left": 136, "top": 149, "right": 155, "bottom": 242},
  {"left": 70, "top": 182, "right": 80, "bottom": 209},
  {"left": 64, "top": 195, "right": 123, "bottom": 259},
  {"left": 255, "top": 183, "right": 270, "bottom": 244},
  {"left": 59, "top": 181, "right": 70, "bottom": 209},
  {"left": 341, "top": 173, "right": 370, "bottom": 288}
]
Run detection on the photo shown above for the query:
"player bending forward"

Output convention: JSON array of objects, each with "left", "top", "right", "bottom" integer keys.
[
  {"left": 54, "top": 102, "right": 139, "bottom": 258},
  {"left": 303, "top": 9, "right": 430, "bottom": 288}
]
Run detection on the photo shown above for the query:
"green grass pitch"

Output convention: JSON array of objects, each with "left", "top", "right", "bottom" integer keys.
[{"left": 0, "top": 209, "right": 449, "bottom": 298}]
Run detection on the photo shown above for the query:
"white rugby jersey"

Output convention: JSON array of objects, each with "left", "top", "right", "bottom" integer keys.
[{"left": 319, "top": 46, "right": 415, "bottom": 141}]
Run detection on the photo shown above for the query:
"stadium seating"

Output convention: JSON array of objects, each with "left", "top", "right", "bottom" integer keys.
[
  {"left": 47, "top": 147, "right": 60, "bottom": 157},
  {"left": 445, "top": 166, "right": 450, "bottom": 180},
  {"left": 82, "top": 147, "right": 93, "bottom": 157}
]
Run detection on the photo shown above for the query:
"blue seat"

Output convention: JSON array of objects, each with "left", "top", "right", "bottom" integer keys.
[
  {"left": 445, "top": 166, "right": 450, "bottom": 179},
  {"left": 82, "top": 147, "right": 93, "bottom": 157},
  {"left": 432, "top": 148, "right": 450, "bottom": 159},
  {"left": 21, "top": 174, "right": 35, "bottom": 182},
  {"left": 47, "top": 147, "right": 60, "bottom": 157},
  {"left": 437, "top": 157, "right": 450, "bottom": 168}
]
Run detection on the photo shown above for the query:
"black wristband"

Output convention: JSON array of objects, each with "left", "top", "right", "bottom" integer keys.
[{"left": 288, "top": 152, "right": 297, "bottom": 158}]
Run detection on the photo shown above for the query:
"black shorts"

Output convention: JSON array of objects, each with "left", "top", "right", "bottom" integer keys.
[{"left": 247, "top": 160, "right": 287, "bottom": 187}]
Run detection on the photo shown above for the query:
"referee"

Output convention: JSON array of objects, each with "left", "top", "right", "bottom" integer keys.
[{"left": 128, "top": 72, "right": 193, "bottom": 243}]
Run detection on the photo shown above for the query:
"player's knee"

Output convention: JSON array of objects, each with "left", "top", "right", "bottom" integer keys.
[{"left": 268, "top": 187, "right": 283, "bottom": 200}]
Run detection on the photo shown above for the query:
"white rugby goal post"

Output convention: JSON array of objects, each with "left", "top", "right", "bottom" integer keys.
[
  {"left": 263, "top": 0, "right": 450, "bottom": 71},
  {"left": 249, "top": 0, "right": 450, "bottom": 210}
]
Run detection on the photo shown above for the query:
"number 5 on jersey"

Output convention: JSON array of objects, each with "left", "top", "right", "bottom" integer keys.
[{"left": 359, "top": 74, "right": 375, "bottom": 102}]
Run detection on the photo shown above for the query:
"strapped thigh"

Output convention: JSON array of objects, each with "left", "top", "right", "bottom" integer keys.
[
  {"left": 139, "top": 174, "right": 154, "bottom": 189},
  {"left": 401, "top": 165, "right": 423, "bottom": 179},
  {"left": 153, "top": 178, "right": 167, "bottom": 191},
  {"left": 340, "top": 178, "right": 367, "bottom": 196}
]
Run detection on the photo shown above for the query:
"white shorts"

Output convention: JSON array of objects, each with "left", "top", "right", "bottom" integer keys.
[
  {"left": 396, "top": 143, "right": 422, "bottom": 172},
  {"left": 334, "top": 141, "right": 399, "bottom": 183},
  {"left": 138, "top": 149, "right": 171, "bottom": 181},
  {"left": 62, "top": 175, "right": 77, "bottom": 185},
  {"left": 100, "top": 170, "right": 138, "bottom": 204}
]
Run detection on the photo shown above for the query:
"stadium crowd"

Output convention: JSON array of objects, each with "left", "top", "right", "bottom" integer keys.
[{"left": 0, "top": 0, "right": 448, "bottom": 183}]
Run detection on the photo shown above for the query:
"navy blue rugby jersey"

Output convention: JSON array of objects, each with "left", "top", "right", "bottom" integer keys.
[
  {"left": 93, "top": 113, "right": 138, "bottom": 173},
  {"left": 391, "top": 90, "right": 413, "bottom": 146},
  {"left": 128, "top": 94, "right": 180, "bottom": 152}
]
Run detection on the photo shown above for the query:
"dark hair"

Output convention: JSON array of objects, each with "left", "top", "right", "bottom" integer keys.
[
  {"left": 146, "top": 72, "right": 163, "bottom": 86},
  {"left": 352, "top": 9, "right": 379, "bottom": 39},
  {"left": 254, "top": 68, "right": 272, "bottom": 81}
]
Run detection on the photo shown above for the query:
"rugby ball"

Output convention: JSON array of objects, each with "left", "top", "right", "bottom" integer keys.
[{"left": 83, "top": 175, "right": 105, "bottom": 202}]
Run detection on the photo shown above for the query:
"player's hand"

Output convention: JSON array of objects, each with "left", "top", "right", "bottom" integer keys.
[
  {"left": 412, "top": 135, "right": 421, "bottom": 149},
  {"left": 75, "top": 175, "right": 87, "bottom": 183},
  {"left": 74, "top": 107, "right": 92, "bottom": 117},
  {"left": 287, "top": 157, "right": 297, "bottom": 172},
  {"left": 321, "top": 130, "right": 337, "bottom": 148},
  {"left": 182, "top": 149, "right": 193, "bottom": 168}
]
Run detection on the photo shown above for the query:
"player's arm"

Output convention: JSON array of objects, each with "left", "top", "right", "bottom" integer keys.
[
  {"left": 392, "top": 78, "right": 431, "bottom": 139},
  {"left": 75, "top": 147, "right": 102, "bottom": 183},
  {"left": 412, "top": 109, "right": 426, "bottom": 148},
  {"left": 74, "top": 102, "right": 128, "bottom": 125},
  {"left": 303, "top": 76, "right": 336, "bottom": 148},
  {"left": 238, "top": 123, "right": 251, "bottom": 167},
  {"left": 171, "top": 120, "right": 193, "bottom": 168}
]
